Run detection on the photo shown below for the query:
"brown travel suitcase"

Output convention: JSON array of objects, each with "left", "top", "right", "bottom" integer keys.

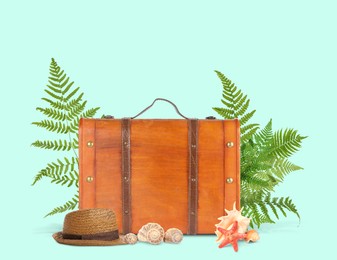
[{"left": 79, "top": 98, "right": 240, "bottom": 235}]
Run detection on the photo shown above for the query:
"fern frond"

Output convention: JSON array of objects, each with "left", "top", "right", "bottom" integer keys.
[
  {"left": 69, "top": 117, "right": 80, "bottom": 133},
  {"left": 241, "top": 190, "right": 300, "bottom": 228},
  {"left": 65, "top": 93, "right": 84, "bottom": 110},
  {"left": 36, "top": 157, "right": 78, "bottom": 180},
  {"left": 283, "top": 197, "right": 300, "bottom": 220},
  {"left": 213, "top": 71, "right": 256, "bottom": 131},
  {"left": 241, "top": 126, "right": 259, "bottom": 143},
  {"left": 272, "top": 129, "right": 307, "bottom": 158},
  {"left": 44, "top": 194, "right": 79, "bottom": 217},
  {"left": 239, "top": 110, "right": 256, "bottom": 126},
  {"left": 44, "top": 89, "right": 62, "bottom": 101},
  {"left": 235, "top": 98, "right": 249, "bottom": 117},
  {"left": 44, "top": 93, "right": 84, "bottom": 112},
  {"left": 50, "top": 170, "right": 79, "bottom": 187},
  {"left": 32, "top": 172, "right": 46, "bottom": 186},
  {"left": 241, "top": 175, "right": 272, "bottom": 192},
  {"left": 257, "top": 201, "right": 275, "bottom": 224},
  {"left": 46, "top": 84, "right": 62, "bottom": 93},
  {"left": 241, "top": 123, "right": 260, "bottom": 136},
  {"left": 61, "top": 79, "right": 73, "bottom": 93},
  {"left": 72, "top": 135, "right": 79, "bottom": 149},
  {"left": 32, "top": 120, "right": 70, "bottom": 134},
  {"left": 36, "top": 107, "right": 67, "bottom": 121},
  {"left": 264, "top": 194, "right": 279, "bottom": 219},
  {"left": 31, "top": 139, "right": 73, "bottom": 151},
  {"left": 254, "top": 119, "right": 273, "bottom": 146},
  {"left": 66, "top": 101, "right": 86, "bottom": 121},
  {"left": 272, "top": 197, "right": 287, "bottom": 217},
  {"left": 212, "top": 107, "right": 233, "bottom": 119},
  {"left": 48, "top": 78, "right": 62, "bottom": 88},
  {"left": 267, "top": 158, "right": 303, "bottom": 182},
  {"left": 81, "top": 107, "right": 100, "bottom": 118},
  {"left": 41, "top": 98, "right": 64, "bottom": 110},
  {"left": 64, "top": 87, "right": 80, "bottom": 102}
]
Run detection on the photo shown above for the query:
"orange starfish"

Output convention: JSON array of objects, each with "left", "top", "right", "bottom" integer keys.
[{"left": 217, "top": 221, "right": 247, "bottom": 252}]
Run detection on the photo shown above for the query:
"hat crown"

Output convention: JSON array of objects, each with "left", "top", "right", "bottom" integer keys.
[{"left": 63, "top": 208, "right": 118, "bottom": 235}]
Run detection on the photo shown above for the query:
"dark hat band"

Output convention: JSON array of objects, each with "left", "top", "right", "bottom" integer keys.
[{"left": 62, "top": 230, "right": 119, "bottom": 241}]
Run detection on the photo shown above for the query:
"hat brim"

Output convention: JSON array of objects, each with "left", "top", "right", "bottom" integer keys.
[{"left": 53, "top": 232, "right": 126, "bottom": 246}]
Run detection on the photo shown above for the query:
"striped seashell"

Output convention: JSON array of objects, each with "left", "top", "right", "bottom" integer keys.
[
  {"left": 137, "top": 223, "right": 164, "bottom": 245},
  {"left": 164, "top": 228, "right": 183, "bottom": 244},
  {"left": 122, "top": 233, "right": 138, "bottom": 244}
]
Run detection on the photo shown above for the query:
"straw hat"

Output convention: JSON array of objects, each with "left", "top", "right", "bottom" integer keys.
[{"left": 53, "top": 208, "right": 126, "bottom": 246}]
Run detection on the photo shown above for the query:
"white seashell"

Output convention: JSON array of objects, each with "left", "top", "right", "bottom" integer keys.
[
  {"left": 215, "top": 202, "right": 250, "bottom": 244},
  {"left": 164, "top": 228, "right": 183, "bottom": 244},
  {"left": 122, "top": 233, "right": 138, "bottom": 244},
  {"left": 137, "top": 223, "right": 164, "bottom": 245}
]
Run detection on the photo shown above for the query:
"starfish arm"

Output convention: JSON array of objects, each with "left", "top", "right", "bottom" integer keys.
[
  {"left": 219, "top": 239, "right": 230, "bottom": 249},
  {"left": 231, "top": 240, "right": 239, "bottom": 252},
  {"left": 217, "top": 227, "right": 228, "bottom": 233}
]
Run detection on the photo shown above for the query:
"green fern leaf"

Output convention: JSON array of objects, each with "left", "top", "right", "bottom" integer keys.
[
  {"left": 32, "top": 58, "right": 100, "bottom": 218},
  {"left": 32, "top": 120, "right": 70, "bottom": 134},
  {"left": 58, "top": 70, "right": 66, "bottom": 82},
  {"left": 212, "top": 107, "right": 233, "bottom": 119},
  {"left": 283, "top": 197, "right": 300, "bottom": 219},
  {"left": 268, "top": 158, "right": 303, "bottom": 182},
  {"left": 67, "top": 93, "right": 84, "bottom": 109},
  {"left": 32, "top": 172, "right": 45, "bottom": 186},
  {"left": 31, "top": 140, "right": 73, "bottom": 151},
  {"left": 81, "top": 107, "right": 100, "bottom": 118},
  {"left": 272, "top": 129, "right": 307, "bottom": 158},
  {"left": 272, "top": 197, "right": 287, "bottom": 217},
  {"left": 69, "top": 117, "right": 80, "bottom": 133},
  {"left": 241, "top": 123, "right": 260, "bottom": 136},
  {"left": 66, "top": 101, "right": 86, "bottom": 121},
  {"left": 264, "top": 194, "right": 279, "bottom": 219},
  {"left": 72, "top": 136, "right": 79, "bottom": 149},
  {"left": 46, "top": 84, "right": 62, "bottom": 93},
  {"left": 44, "top": 194, "right": 79, "bottom": 217},
  {"left": 235, "top": 98, "right": 249, "bottom": 117},
  {"left": 32, "top": 157, "right": 78, "bottom": 185},
  {"left": 41, "top": 98, "right": 65, "bottom": 110},
  {"left": 212, "top": 72, "right": 305, "bottom": 227},
  {"left": 213, "top": 71, "right": 258, "bottom": 143},
  {"left": 59, "top": 76, "right": 70, "bottom": 89},
  {"left": 62, "top": 80, "right": 74, "bottom": 94},
  {"left": 44, "top": 89, "right": 62, "bottom": 101},
  {"left": 239, "top": 110, "right": 256, "bottom": 126},
  {"left": 254, "top": 119, "right": 273, "bottom": 145},
  {"left": 48, "top": 79, "right": 62, "bottom": 88},
  {"left": 64, "top": 87, "right": 80, "bottom": 102},
  {"left": 241, "top": 126, "right": 259, "bottom": 143},
  {"left": 36, "top": 107, "right": 67, "bottom": 121},
  {"left": 50, "top": 170, "right": 79, "bottom": 187}
]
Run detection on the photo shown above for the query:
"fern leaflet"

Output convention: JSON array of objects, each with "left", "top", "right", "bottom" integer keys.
[{"left": 45, "top": 194, "right": 79, "bottom": 217}]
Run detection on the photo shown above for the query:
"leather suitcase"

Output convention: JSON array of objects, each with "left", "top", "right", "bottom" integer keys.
[{"left": 79, "top": 98, "right": 240, "bottom": 235}]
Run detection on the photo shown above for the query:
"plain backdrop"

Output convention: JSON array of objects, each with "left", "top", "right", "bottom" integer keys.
[{"left": 0, "top": 0, "right": 336, "bottom": 259}]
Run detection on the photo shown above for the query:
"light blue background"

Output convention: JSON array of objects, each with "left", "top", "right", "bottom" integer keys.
[{"left": 0, "top": 0, "right": 336, "bottom": 258}]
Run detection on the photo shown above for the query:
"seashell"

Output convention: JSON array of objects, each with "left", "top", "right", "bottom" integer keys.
[
  {"left": 245, "top": 230, "right": 260, "bottom": 243},
  {"left": 122, "top": 233, "right": 138, "bottom": 244},
  {"left": 215, "top": 202, "right": 250, "bottom": 244},
  {"left": 164, "top": 228, "right": 183, "bottom": 244},
  {"left": 137, "top": 223, "right": 164, "bottom": 245}
]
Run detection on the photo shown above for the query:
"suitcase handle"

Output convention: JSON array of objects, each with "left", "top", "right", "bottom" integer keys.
[{"left": 131, "top": 98, "right": 189, "bottom": 119}]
